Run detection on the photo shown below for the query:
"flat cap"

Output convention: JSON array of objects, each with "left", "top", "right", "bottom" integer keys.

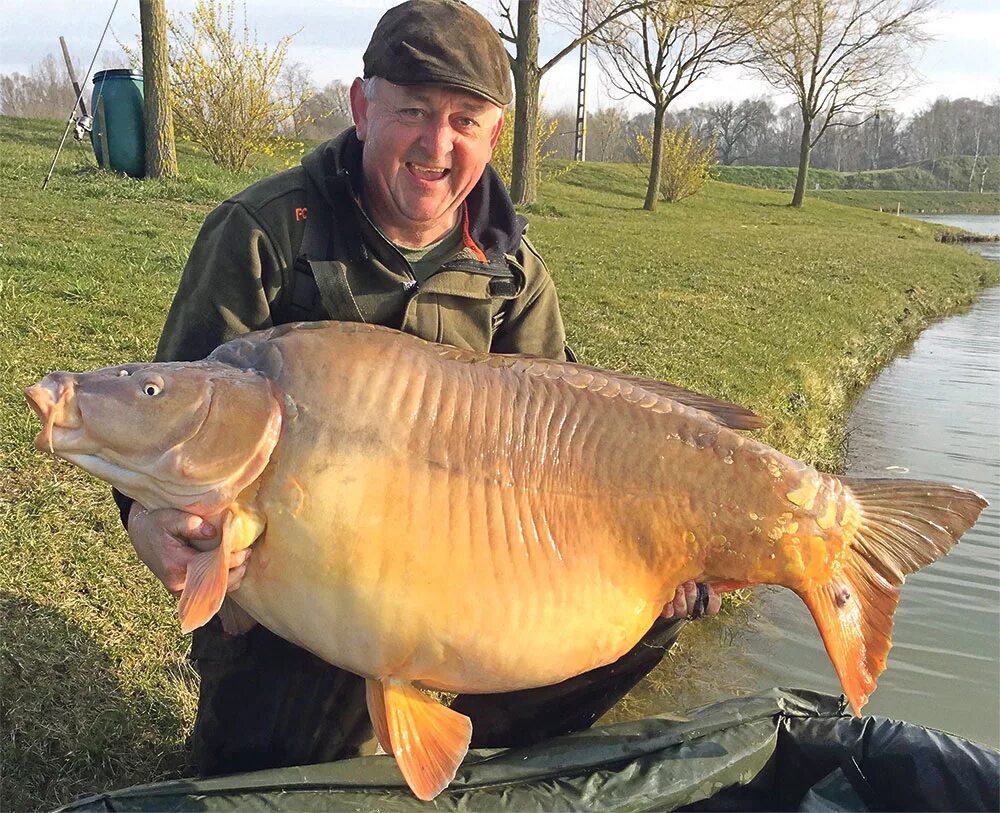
[{"left": 363, "top": 0, "right": 513, "bottom": 107}]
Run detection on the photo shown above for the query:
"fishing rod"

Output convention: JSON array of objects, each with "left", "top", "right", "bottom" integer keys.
[{"left": 41, "top": 0, "right": 122, "bottom": 191}]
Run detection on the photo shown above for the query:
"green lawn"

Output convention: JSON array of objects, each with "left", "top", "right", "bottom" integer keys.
[{"left": 2, "top": 115, "right": 997, "bottom": 810}]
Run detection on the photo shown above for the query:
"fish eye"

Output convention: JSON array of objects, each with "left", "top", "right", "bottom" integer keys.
[{"left": 142, "top": 382, "right": 162, "bottom": 397}]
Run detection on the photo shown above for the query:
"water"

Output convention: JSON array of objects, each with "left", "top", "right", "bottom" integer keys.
[
  {"left": 618, "top": 214, "right": 1000, "bottom": 747},
  {"left": 911, "top": 213, "right": 1000, "bottom": 263}
]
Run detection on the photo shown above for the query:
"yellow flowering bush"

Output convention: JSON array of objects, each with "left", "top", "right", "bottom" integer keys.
[{"left": 166, "top": 0, "right": 305, "bottom": 171}]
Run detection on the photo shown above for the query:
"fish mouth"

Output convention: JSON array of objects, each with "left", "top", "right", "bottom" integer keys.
[{"left": 25, "top": 377, "right": 83, "bottom": 454}]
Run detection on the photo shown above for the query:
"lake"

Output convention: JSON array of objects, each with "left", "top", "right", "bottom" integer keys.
[{"left": 617, "top": 212, "right": 1000, "bottom": 747}]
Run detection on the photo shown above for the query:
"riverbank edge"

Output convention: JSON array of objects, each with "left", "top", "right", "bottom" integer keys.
[{"left": 825, "top": 278, "right": 999, "bottom": 474}]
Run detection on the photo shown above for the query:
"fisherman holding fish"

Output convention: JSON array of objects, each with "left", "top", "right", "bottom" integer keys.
[
  {"left": 26, "top": 1, "right": 987, "bottom": 797},
  {"left": 113, "top": 0, "right": 720, "bottom": 777}
]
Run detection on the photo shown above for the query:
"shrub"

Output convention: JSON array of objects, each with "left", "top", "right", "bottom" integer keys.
[
  {"left": 636, "top": 126, "right": 717, "bottom": 203},
  {"left": 164, "top": 0, "right": 305, "bottom": 171}
]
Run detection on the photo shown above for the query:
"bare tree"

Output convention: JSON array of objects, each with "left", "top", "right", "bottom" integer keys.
[
  {"left": 0, "top": 54, "right": 79, "bottom": 119},
  {"left": 589, "top": 105, "right": 631, "bottom": 160},
  {"left": 294, "top": 78, "right": 354, "bottom": 141},
  {"left": 276, "top": 61, "right": 317, "bottom": 138},
  {"left": 748, "top": 0, "right": 933, "bottom": 207},
  {"left": 594, "top": 0, "right": 762, "bottom": 209},
  {"left": 497, "top": 0, "right": 649, "bottom": 204},
  {"left": 702, "top": 97, "right": 773, "bottom": 164}
]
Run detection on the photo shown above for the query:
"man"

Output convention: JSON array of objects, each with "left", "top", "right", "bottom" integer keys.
[{"left": 117, "top": 0, "right": 720, "bottom": 776}]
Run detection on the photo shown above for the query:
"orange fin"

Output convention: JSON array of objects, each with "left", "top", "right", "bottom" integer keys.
[
  {"left": 179, "top": 501, "right": 266, "bottom": 634},
  {"left": 365, "top": 679, "right": 393, "bottom": 755},
  {"left": 177, "top": 530, "right": 231, "bottom": 634},
  {"left": 800, "top": 477, "right": 987, "bottom": 716},
  {"left": 382, "top": 678, "right": 471, "bottom": 801}
]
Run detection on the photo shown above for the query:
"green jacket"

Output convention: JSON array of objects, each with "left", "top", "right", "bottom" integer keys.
[{"left": 155, "top": 128, "right": 567, "bottom": 364}]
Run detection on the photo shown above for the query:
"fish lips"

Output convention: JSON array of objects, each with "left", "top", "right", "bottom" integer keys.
[{"left": 25, "top": 375, "right": 88, "bottom": 455}]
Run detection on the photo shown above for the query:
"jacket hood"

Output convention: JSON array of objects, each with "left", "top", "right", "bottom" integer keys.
[{"left": 300, "top": 128, "right": 527, "bottom": 267}]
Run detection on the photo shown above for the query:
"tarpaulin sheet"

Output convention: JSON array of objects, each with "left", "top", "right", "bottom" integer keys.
[{"left": 58, "top": 688, "right": 999, "bottom": 812}]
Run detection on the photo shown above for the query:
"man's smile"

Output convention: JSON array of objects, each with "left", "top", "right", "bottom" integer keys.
[{"left": 406, "top": 162, "right": 450, "bottom": 181}]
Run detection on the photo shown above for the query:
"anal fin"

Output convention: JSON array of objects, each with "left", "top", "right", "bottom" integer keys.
[{"left": 382, "top": 678, "right": 471, "bottom": 801}]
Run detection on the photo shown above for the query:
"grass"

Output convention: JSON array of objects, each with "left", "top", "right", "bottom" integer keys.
[
  {"left": 2, "top": 115, "right": 998, "bottom": 810},
  {"left": 557, "top": 158, "right": 999, "bottom": 213},
  {"left": 810, "top": 189, "right": 1000, "bottom": 215}
]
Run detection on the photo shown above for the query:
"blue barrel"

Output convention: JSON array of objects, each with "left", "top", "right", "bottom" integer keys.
[{"left": 91, "top": 69, "right": 145, "bottom": 178}]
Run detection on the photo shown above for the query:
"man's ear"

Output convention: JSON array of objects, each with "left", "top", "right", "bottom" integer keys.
[
  {"left": 488, "top": 107, "right": 505, "bottom": 150},
  {"left": 350, "top": 77, "right": 369, "bottom": 140}
]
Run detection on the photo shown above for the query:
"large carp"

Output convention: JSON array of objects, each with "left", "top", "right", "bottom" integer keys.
[{"left": 26, "top": 321, "right": 987, "bottom": 801}]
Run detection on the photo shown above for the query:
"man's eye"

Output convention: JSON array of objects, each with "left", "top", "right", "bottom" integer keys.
[
  {"left": 456, "top": 117, "right": 478, "bottom": 129},
  {"left": 400, "top": 108, "right": 424, "bottom": 119}
]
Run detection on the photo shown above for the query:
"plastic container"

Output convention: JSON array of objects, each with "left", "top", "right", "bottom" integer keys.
[{"left": 90, "top": 69, "right": 145, "bottom": 178}]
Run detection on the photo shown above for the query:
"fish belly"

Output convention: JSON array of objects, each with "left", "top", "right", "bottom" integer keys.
[{"left": 235, "top": 452, "right": 675, "bottom": 693}]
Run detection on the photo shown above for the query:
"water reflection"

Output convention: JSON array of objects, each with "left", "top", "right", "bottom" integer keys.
[{"left": 611, "top": 214, "right": 999, "bottom": 747}]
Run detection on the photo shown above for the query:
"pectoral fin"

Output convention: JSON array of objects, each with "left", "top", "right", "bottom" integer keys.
[
  {"left": 380, "top": 678, "right": 471, "bottom": 801},
  {"left": 177, "top": 501, "right": 266, "bottom": 634},
  {"left": 178, "top": 529, "right": 230, "bottom": 634}
]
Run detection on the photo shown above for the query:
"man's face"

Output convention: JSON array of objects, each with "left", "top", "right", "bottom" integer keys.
[{"left": 350, "top": 78, "right": 504, "bottom": 246}]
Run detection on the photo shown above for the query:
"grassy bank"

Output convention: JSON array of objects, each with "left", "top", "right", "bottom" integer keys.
[
  {"left": 810, "top": 189, "right": 1000, "bottom": 215},
  {"left": 712, "top": 160, "right": 1000, "bottom": 214},
  {"left": 2, "top": 116, "right": 997, "bottom": 810}
]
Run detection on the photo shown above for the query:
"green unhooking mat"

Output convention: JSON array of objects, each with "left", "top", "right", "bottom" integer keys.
[{"left": 58, "top": 688, "right": 999, "bottom": 812}]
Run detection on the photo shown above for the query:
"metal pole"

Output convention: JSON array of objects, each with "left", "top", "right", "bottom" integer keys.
[
  {"left": 59, "top": 36, "right": 89, "bottom": 117},
  {"left": 574, "top": 0, "right": 589, "bottom": 162},
  {"left": 41, "top": 0, "right": 121, "bottom": 190}
]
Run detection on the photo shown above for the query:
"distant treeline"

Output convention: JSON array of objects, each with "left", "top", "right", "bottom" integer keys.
[
  {"left": 546, "top": 96, "right": 999, "bottom": 192},
  {"left": 3, "top": 54, "right": 996, "bottom": 193}
]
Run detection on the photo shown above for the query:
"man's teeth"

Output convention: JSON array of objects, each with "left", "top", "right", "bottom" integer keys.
[{"left": 409, "top": 163, "right": 448, "bottom": 176}]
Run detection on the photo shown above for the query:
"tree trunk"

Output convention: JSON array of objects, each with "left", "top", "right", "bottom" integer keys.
[
  {"left": 140, "top": 0, "right": 177, "bottom": 179},
  {"left": 643, "top": 102, "right": 667, "bottom": 211},
  {"left": 509, "top": 0, "right": 540, "bottom": 205},
  {"left": 791, "top": 115, "right": 812, "bottom": 208}
]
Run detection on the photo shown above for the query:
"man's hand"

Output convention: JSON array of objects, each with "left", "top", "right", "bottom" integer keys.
[
  {"left": 661, "top": 581, "right": 721, "bottom": 620},
  {"left": 127, "top": 503, "right": 251, "bottom": 596}
]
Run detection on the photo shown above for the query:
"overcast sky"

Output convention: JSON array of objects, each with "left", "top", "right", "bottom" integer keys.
[{"left": 1, "top": 0, "right": 997, "bottom": 117}]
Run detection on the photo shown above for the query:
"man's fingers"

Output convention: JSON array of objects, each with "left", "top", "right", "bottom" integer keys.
[
  {"left": 158, "top": 510, "right": 216, "bottom": 540},
  {"left": 661, "top": 582, "right": 723, "bottom": 620},
  {"left": 671, "top": 585, "right": 687, "bottom": 617}
]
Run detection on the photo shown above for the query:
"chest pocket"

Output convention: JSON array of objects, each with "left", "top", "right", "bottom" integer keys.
[{"left": 408, "top": 269, "right": 521, "bottom": 351}]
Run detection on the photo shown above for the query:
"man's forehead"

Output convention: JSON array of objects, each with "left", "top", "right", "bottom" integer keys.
[{"left": 387, "top": 82, "right": 497, "bottom": 112}]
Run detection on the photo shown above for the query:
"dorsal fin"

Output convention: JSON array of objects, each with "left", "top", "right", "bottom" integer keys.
[
  {"left": 211, "top": 322, "right": 766, "bottom": 430},
  {"left": 434, "top": 347, "right": 767, "bottom": 431}
]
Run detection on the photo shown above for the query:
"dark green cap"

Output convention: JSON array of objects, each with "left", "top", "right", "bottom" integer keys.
[{"left": 363, "top": 0, "right": 513, "bottom": 107}]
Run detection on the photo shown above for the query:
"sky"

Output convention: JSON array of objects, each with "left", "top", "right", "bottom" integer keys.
[{"left": 1, "top": 0, "right": 997, "bottom": 118}]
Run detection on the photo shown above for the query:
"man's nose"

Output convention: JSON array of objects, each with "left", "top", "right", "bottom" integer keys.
[{"left": 417, "top": 118, "right": 455, "bottom": 160}]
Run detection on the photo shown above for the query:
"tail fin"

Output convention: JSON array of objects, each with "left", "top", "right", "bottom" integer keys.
[{"left": 799, "top": 478, "right": 987, "bottom": 716}]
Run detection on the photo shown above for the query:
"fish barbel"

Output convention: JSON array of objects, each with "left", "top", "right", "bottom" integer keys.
[{"left": 25, "top": 321, "right": 987, "bottom": 801}]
